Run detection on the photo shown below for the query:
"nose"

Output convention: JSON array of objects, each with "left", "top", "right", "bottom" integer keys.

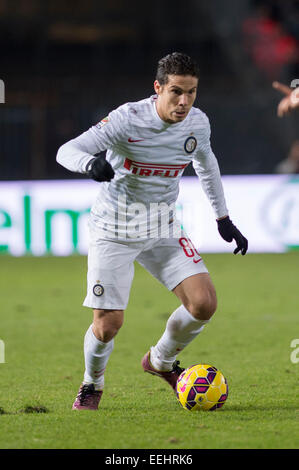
[{"left": 178, "top": 94, "right": 188, "bottom": 107}]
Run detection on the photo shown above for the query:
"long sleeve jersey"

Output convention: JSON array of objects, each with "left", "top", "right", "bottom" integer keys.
[{"left": 56, "top": 94, "right": 228, "bottom": 240}]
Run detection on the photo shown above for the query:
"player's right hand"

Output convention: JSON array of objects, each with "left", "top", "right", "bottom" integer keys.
[{"left": 86, "top": 154, "right": 115, "bottom": 182}]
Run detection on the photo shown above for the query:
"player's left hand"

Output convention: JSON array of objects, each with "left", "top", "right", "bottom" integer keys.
[
  {"left": 217, "top": 216, "right": 248, "bottom": 255},
  {"left": 272, "top": 81, "right": 299, "bottom": 117}
]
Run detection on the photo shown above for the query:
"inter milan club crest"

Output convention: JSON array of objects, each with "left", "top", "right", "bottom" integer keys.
[
  {"left": 184, "top": 136, "right": 197, "bottom": 154},
  {"left": 93, "top": 283, "right": 104, "bottom": 297}
]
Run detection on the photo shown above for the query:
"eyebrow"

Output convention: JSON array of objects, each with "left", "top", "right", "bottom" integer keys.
[{"left": 170, "top": 86, "right": 197, "bottom": 92}]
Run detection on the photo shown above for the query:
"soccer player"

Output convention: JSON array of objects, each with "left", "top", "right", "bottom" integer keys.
[{"left": 56, "top": 52, "right": 248, "bottom": 410}]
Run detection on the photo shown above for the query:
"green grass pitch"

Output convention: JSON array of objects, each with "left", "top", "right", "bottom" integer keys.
[{"left": 0, "top": 253, "right": 298, "bottom": 449}]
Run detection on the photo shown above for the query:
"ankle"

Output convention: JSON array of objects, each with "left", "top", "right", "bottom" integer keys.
[{"left": 149, "top": 347, "right": 175, "bottom": 372}]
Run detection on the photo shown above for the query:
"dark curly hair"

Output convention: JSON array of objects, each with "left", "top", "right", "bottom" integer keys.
[{"left": 155, "top": 52, "right": 199, "bottom": 85}]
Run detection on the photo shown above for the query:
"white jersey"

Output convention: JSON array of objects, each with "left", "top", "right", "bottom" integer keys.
[{"left": 57, "top": 95, "right": 228, "bottom": 240}]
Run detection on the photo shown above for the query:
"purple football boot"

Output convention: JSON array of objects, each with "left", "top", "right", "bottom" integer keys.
[
  {"left": 141, "top": 351, "right": 185, "bottom": 392},
  {"left": 72, "top": 383, "right": 103, "bottom": 410}
]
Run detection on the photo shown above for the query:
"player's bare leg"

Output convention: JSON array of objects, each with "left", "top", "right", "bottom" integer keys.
[
  {"left": 173, "top": 273, "right": 217, "bottom": 321},
  {"left": 72, "top": 309, "right": 123, "bottom": 410},
  {"left": 92, "top": 309, "right": 124, "bottom": 343},
  {"left": 142, "top": 273, "right": 217, "bottom": 390}
]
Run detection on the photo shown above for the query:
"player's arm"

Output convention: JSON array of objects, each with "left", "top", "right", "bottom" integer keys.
[
  {"left": 56, "top": 108, "right": 127, "bottom": 181},
  {"left": 56, "top": 131, "right": 115, "bottom": 182},
  {"left": 192, "top": 119, "right": 248, "bottom": 255},
  {"left": 272, "top": 81, "right": 299, "bottom": 117}
]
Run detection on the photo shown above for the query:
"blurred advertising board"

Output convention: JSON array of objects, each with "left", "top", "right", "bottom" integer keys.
[{"left": 0, "top": 175, "right": 298, "bottom": 256}]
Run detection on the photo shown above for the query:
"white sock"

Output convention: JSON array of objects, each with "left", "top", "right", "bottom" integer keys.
[
  {"left": 83, "top": 324, "right": 114, "bottom": 390},
  {"left": 150, "top": 305, "right": 210, "bottom": 371}
]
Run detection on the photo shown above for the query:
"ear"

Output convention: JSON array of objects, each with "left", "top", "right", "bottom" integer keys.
[{"left": 154, "top": 80, "right": 162, "bottom": 95}]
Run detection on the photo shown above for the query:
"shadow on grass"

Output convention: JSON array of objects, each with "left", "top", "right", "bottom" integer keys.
[
  {"left": 20, "top": 405, "right": 49, "bottom": 414},
  {"left": 101, "top": 400, "right": 298, "bottom": 415},
  {"left": 0, "top": 405, "right": 49, "bottom": 415},
  {"left": 222, "top": 404, "right": 298, "bottom": 412}
]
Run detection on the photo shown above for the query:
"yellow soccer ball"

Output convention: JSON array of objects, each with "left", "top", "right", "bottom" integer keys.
[{"left": 176, "top": 364, "right": 228, "bottom": 411}]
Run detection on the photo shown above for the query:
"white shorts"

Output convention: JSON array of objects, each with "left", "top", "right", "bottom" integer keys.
[{"left": 83, "top": 232, "right": 208, "bottom": 310}]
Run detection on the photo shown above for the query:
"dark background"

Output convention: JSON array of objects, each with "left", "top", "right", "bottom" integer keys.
[{"left": 0, "top": 0, "right": 298, "bottom": 180}]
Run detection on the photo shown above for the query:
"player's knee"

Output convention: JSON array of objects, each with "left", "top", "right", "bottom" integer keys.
[
  {"left": 93, "top": 321, "right": 123, "bottom": 343},
  {"left": 92, "top": 309, "right": 124, "bottom": 343},
  {"left": 95, "top": 328, "right": 119, "bottom": 343},
  {"left": 188, "top": 291, "right": 217, "bottom": 321}
]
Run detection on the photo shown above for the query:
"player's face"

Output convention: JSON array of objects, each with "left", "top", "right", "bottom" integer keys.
[{"left": 154, "top": 74, "right": 198, "bottom": 124}]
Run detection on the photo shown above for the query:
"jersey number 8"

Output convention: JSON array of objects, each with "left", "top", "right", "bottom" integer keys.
[{"left": 179, "top": 237, "right": 202, "bottom": 264}]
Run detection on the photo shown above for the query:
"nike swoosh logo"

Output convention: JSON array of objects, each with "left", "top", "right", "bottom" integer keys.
[{"left": 128, "top": 138, "right": 144, "bottom": 143}]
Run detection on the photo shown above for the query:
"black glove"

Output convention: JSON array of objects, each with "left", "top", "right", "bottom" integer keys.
[
  {"left": 86, "top": 154, "right": 115, "bottom": 182},
  {"left": 217, "top": 216, "right": 248, "bottom": 255}
]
